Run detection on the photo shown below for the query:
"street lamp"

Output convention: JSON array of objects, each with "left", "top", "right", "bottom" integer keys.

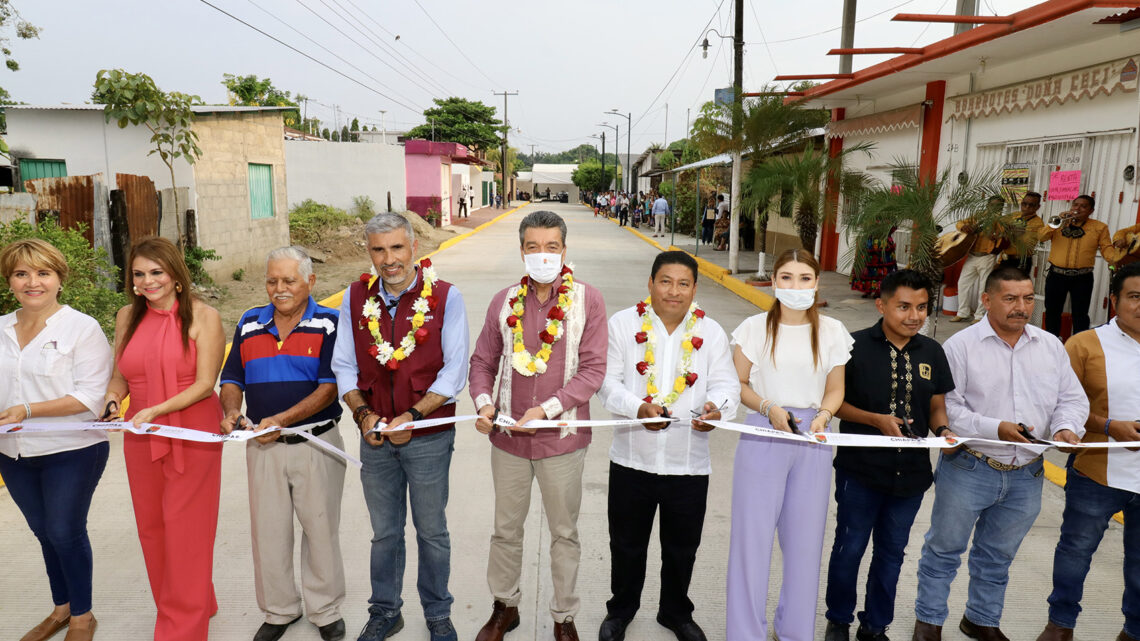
[
  {"left": 700, "top": 28, "right": 733, "bottom": 59},
  {"left": 607, "top": 109, "right": 632, "bottom": 193},
  {"left": 597, "top": 122, "right": 619, "bottom": 192}
]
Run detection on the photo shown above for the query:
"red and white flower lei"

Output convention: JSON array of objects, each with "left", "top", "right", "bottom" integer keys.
[
  {"left": 634, "top": 298, "right": 705, "bottom": 407},
  {"left": 506, "top": 265, "right": 575, "bottom": 376},
  {"left": 359, "top": 258, "right": 439, "bottom": 371}
]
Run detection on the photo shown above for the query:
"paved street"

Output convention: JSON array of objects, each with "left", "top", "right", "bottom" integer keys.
[{"left": 0, "top": 200, "right": 1127, "bottom": 641}]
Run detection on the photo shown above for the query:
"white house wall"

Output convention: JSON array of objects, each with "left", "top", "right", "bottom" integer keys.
[
  {"left": 4, "top": 109, "right": 197, "bottom": 205},
  {"left": 284, "top": 140, "right": 407, "bottom": 213}
]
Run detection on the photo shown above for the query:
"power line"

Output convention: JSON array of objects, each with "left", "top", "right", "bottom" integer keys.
[
  {"left": 632, "top": 0, "right": 726, "bottom": 131},
  {"left": 317, "top": 0, "right": 452, "bottom": 98},
  {"left": 341, "top": 0, "right": 483, "bottom": 93},
  {"left": 196, "top": 0, "right": 422, "bottom": 114},
  {"left": 909, "top": 0, "right": 952, "bottom": 47},
  {"left": 745, "top": 0, "right": 921, "bottom": 45},
  {"left": 410, "top": 0, "right": 500, "bottom": 87},
  {"left": 293, "top": 0, "right": 440, "bottom": 101},
  {"left": 748, "top": 0, "right": 779, "bottom": 75}
]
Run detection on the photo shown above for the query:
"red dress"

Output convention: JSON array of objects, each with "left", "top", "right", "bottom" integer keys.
[{"left": 119, "top": 301, "right": 223, "bottom": 641}]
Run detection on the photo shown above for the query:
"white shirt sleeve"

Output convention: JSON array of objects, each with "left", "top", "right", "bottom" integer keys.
[
  {"left": 944, "top": 333, "right": 1003, "bottom": 441},
  {"left": 68, "top": 315, "right": 114, "bottom": 414},
  {"left": 597, "top": 311, "right": 644, "bottom": 419}
]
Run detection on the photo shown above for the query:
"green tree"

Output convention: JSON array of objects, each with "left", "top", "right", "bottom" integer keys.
[
  {"left": 349, "top": 117, "right": 360, "bottom": 142},
  {"left": 94, "top": 69, "right": 202, "bottom": 251},
  {"left": 340, "top": 125, "right": 350, "bottom": 142},
  {"left": 0, "top": 1, "right": 38, "bottom": 157},
  {"left": 221, "top": 73, "right": 304, "bottom": 127},
  {"left": 0, "top": 219, "right": 125, "bottom": 337},
  {"left": 486, "top": 146, "right": 522, "bottom": 177},
  {"left": 406, "top": 97, "right": 501, "bottom": 151},
  {"left": 331, "top": 129, "right": 340, "bottom": 142},
  {"left": 321, "top": 127, "right": 330, "bottom": 140},
  {"left": 571, "top": 161, "right": 615, "bottom": 193}
]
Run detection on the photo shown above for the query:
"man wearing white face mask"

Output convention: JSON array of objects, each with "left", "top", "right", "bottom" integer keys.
[{"left": 469, "top": 210, "right": 609, "bottom": 641}]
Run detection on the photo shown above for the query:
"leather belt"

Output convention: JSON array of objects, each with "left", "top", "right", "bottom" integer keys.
[
  {"left": 969, "top": 251, "right": 991, "bottom": 257},
  {"left": 276, "top": 420, "right": 336, "bottom": 445},
  {"left": 962, "top": 446, "right": 1041, "bottom": 472},
  {"left": 1049, "top": 264, "right": 1093, "bottom": 276}
]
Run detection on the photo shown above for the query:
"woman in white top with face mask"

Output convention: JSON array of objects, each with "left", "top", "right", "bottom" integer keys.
[{"left": 725, "top": 248, "right": 853, "bottom": 641}]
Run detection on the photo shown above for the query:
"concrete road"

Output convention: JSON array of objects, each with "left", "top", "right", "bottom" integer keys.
[{"left": 0, "top": 201, "right": 1126, "bottom": 641}]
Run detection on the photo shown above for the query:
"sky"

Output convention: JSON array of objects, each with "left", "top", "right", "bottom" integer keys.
[{"left": 4, "top": 0, "right": 1045, "bottom": 156}]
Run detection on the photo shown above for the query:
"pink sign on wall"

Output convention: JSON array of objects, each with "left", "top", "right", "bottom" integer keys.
[{"left": 1048, "top": 170, "right": 1082, "bottom": 201}]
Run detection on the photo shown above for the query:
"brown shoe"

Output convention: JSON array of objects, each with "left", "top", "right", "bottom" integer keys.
[
  {"left": 63, "top": 616, "right": 97, "bottom": 641},
  {"left": 1035, "top": 621, "right": 1073, "bottom": 641},
  {"left": 553, "top": 617, "right": 579, "bottom": 641},
  {"left": 475, "top": 601, "right": 520, "bottom": 641},
  {"left": 20, "top": 615, "right": 70, "bottom": 641},
  {"left": 1119, "top": 631, "right": 1140, "bottom": 641},
  {"left": 959, "top": 616, "right": 1009, "bottom": 641},
  {"left": 912, "top": 620, "right": 942, "bottom": 641}
]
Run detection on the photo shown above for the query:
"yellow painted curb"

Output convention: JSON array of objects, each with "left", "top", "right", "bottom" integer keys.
[
  {"left": 595, "top": 208, "right": 774, "bottom": 311},
  {"left": 318, "top": 203, "right": 529, "bottom": 310},
  {"left": 1043, "top": 460, "right": 1124, "bottom": 524}
]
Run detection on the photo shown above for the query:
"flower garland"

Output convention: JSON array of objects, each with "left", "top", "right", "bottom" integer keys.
[
  {"left": 507, "top": 265, "right": 575, "bottom": 376},
  {"left": 359, "top": 258, "right": 439, "bottom": 371},
  {"left": 634, "top": 298, "right": 704, "bottom": 407}
]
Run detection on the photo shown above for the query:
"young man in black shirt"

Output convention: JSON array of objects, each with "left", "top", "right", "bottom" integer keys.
[{"left": 823, "top": 269, "right": 956, "bottom": 641}]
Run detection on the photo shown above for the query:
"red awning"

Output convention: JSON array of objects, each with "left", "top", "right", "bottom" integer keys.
[{"left": 825, "top": 104, "right": 922, "bottom": 139}]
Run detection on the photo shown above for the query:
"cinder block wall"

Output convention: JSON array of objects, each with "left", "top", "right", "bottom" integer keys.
[{"left": 193, "top": 112, "right": 290, "bottom": 280}]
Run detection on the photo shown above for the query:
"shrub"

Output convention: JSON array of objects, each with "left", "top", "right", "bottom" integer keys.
[
  {"left": 352, "top": 195, "right": 376, "bottom": 222},
  {"left": 0, "top": 219, "right": 126, "bottom": 338},
  {"left": 232, "top": 268, "right": 244, "bottom": 281},
  {"left": 183, "top": 246, "right": 220, "bottom": 286},
  {"left": 289, "top": 199, "right": 354, "bottom": 244}
]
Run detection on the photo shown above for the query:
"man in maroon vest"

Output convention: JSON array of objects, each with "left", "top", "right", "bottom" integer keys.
[{"left": 332, "top": 212, "right": 469, "bottom": 641}]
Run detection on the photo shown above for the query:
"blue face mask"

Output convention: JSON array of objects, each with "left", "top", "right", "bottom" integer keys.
[{"left": 773, "top": 286, "right": 817, "bottom": 311}]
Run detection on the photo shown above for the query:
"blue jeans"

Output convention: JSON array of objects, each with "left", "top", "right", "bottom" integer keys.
[
  {"left": 360, "top": 429, "right": 454, "bottom": 622},
  {"left": 915, "top": 450, "right": 1044, "bottom": 627},
  {"left": 1047, "top": 465, "right": 1140, "bottom": 638},
  {"left": 825, "top": 468, "right": 924, "bottom": 630},
  {"left": 0, "top": 442, "right": 109, "bottom": 615}
]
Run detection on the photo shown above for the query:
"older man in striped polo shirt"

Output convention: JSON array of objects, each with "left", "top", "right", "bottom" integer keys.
[{"left": 220, "top": 246, "right": 347, "bottom": 641}]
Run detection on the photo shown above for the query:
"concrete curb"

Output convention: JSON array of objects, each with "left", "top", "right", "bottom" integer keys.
[{"left": 587, "top": 204, "right": 775, "bottom": 311}]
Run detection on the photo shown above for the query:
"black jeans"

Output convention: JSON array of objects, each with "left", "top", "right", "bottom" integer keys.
[
  {"left": 606, "top": 462, "right": 709, "bottom": 622},
  {"left": 1044, "top": 268, "right": 1094, "bottom": 336},
  {"left": 619, "top": 208, "right": 629, "bottom": 226}
]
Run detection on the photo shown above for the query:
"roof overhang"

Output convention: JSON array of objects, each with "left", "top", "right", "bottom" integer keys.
[{"left": 796, "top": 0, "right": 1140, "bottom": 109}]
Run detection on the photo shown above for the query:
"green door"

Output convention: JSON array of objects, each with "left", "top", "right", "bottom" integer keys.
[
  {"left": 482, "top": 181, "right": 489, "bottom": 207},
  {"left": 248, "top": 163, "right": 275, "bottom": 219},
  {"left": 19, "top": 158, "right": 67, "bottom": 186}
]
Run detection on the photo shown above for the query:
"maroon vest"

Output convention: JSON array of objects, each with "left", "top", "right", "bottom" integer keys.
[{"left": 349, "top": 270, "right": 455, "bottom": 437}]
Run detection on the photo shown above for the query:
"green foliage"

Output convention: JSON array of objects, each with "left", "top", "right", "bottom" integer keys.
[
  {"left": 844, "top": 161, "right": 1001, "bottom": 287},
  {"left": 183, "top": 246, "right": 219, "bottom": 286},
  {"left": 94, "top": 69, "right": 202, "bottom": 249},
  {"left": 231, "top": 268, "right": 244, "bottom": 281},
  {"left": 289, "top": 199, "right": 354, "bottom": 244},
  {"left": 0, "top": 219, "right": 125, "bottom": 338},
  {"left": 406, "top": 97, "right": 502, "bottom": 151},
  {"left": 689, "top": 89, "right": 829, "bottom": 160},
  {"left": 321, "top": 128, "right": 330, "bottom": 140},
  {"left": 220, "top": 73, "right": 312, "bottom": 130},
  {"left": 571, "top": 161, "right": 616, "bottom": 192},
  {"left": 0, "top": 0, "right": 38, "bottom": 73},
  {"left": 352, "top": 195, "right": 376, "bottom": 222},
  {"left": 486, "top": 146, "right": 523, "bottom": 177}
]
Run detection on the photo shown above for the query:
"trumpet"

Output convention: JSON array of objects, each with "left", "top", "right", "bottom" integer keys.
[{"left": 1048, "top": 212, "right": 1078, "bottom": 229}]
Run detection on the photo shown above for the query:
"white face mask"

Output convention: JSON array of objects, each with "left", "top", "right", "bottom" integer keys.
[
  {"left": 773, "top": 286, "right": 817, "bottom": 311},
  {"left": 524, "top": 252, "right": 563, "bottom": 284}
]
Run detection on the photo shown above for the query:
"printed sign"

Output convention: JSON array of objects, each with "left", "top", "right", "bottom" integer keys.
[
  {"left": 1048, "top": 170, "right": 1082, "bottom": 201},
  {"left": 1001, "top": 164, "right": 1030, "bottom": 205},
  {"left": 948, "top": 57, "right": 1138, "bottom": 120}
]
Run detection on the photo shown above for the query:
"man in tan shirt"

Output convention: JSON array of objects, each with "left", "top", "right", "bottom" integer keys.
[
  {"left": 1038, "top": 194, "right": 1118, "bottom": 336},
  {"left": 950, "top": 196, "right": 1006, "bottom": 324},
  {"left": 998, "top": 192, "right": 1046, "bottom": 274}
]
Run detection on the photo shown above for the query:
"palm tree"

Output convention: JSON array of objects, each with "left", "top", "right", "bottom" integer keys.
[
  {"left": 844, "top": 160, "right": 1001, "bottom": 293},
  {"left": 742, "top": 142, "right": 875, "bottom": 256}
]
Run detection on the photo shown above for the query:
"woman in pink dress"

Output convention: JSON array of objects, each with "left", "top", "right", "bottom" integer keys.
[{"left": 102, "top": 237, "right": 225, "bottom": 641}]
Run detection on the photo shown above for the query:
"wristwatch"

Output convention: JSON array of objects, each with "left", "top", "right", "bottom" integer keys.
[
  {"left": 407, "top": 407, "right": 424, "bottom": 422},
  {"left": 933, "top": 425, "right": 951, "bottom": 437}
]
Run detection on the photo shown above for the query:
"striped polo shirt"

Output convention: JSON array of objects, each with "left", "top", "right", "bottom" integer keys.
[{"left": 221, "top": 297, "right": 342, "bottom": 426}]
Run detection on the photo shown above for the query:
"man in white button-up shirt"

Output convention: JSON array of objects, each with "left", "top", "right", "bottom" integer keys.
[
  {"left": 596, "top": 251, "right": 739, "bottom": 641},
  {"left": 912, "top": 266, "right": 1087, "bottom": 641}
]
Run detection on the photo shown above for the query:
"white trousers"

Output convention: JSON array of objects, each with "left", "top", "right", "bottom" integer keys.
[{"left": 957, "top": 254, "right": 997, "bottom": 320}]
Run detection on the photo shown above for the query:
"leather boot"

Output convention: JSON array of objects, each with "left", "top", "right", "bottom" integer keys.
[
  {"left": 911, "top": 620, "right": 941, "bottom": 641},
  {"left": 1034, "top": 621, "right": 1073, "bottom": 641},
  {"left": 475, "top": 602, "right": 520, "bottom": 641},
  {"left": 824, "top": 621, "right": 851, "bottom": 641},
  {"left": 959, "top": 616, "right": 1009, "bottom": 641}
]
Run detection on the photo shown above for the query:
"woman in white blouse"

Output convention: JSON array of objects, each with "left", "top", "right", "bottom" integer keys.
[
  {"left": 0, "top": 239, "right": 113, "bottom": 641},
  {"left": 725, "top": 248, "right": 853, "bottom": 641}
]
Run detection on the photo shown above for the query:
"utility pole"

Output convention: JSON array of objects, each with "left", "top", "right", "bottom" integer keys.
[
  {"left": 838, "top": 0, "right": 858, "bottom": 74},
  {"left": 303, "top": 98, "right": 309, "bottom": 133},
  {"left": 494, "top": 90, "right": 519, "bottom": 203},
  {"left": 529, "top": 144, "right": 537, "bottom": 166},
  {"left": 954, "top": 0, "right": 979, "bottom": 34},
  {"left": 600, "top": 131, "right": 607, "bottom": 192},
  {"left": 728, "top": 0, "right": 744, "bottom": 274},
  {"left": 379, "top": 109, "right": 387, "bottom": 144},
  {"left": 686, "top": 107, "right": 691, "bottom": 137},
  {"left": 664, "top": 103, "right": 669, "bottom": 146}
]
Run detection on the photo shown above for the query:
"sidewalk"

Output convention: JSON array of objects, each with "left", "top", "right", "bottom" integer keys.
[
  {"left": 0, "top": 201, "right": 1125, "bottom": 641},
  {"left": 450, "top": 200, "right": 518, "bottom": 230}
]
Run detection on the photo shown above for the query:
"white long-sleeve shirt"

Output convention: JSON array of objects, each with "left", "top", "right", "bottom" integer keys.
[
  {"left": 597, "top": 304, "right": 739, "bottom": 475},
  {"left": 0, "top": 306, "right": 112, "bottom": 458},
  {"left": 943, "top": 318, "right": 1088, "bottom": 465}
]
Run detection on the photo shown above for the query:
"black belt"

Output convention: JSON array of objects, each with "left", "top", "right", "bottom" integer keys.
[
  {"left": 1049, "top": 264, "right": 1093, "bottom": 276},
  {"left": 276, "top": 420, "right": 336, "bottom": 444}
]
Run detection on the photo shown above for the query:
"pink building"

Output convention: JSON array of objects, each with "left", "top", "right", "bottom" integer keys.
[{"left": 405, "top": 140, "right": 487, "bottom": 226}]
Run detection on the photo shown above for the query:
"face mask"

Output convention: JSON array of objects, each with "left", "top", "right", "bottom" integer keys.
[
  {"left": 524, "top": 252, "right": 563, "bottom": 284},
  {"left": 773, "top": 286, "right": 817, "bottom": 311}
]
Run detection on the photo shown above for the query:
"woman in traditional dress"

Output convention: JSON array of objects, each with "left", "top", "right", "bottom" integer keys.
[{"left": 850, "top": 232, "right": 898, "bottom": 298}]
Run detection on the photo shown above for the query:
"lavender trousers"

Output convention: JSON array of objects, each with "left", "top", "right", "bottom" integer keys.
[{"left": 726, "top": 408, "right": 833, "bottom": 641}]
